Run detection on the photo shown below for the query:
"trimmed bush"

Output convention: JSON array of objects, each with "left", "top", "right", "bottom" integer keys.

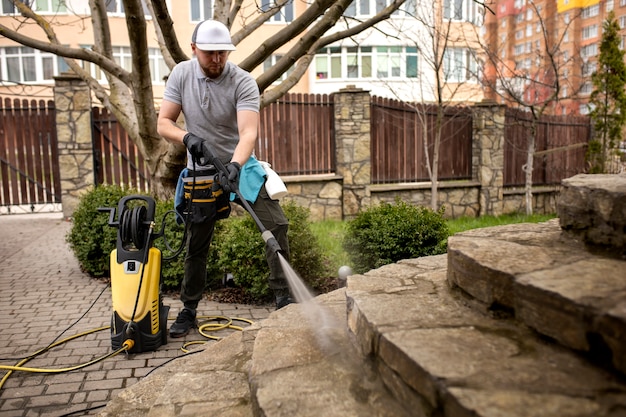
[
  {"left": 343, "top": 199, "right": 449, "bottom": 274},
  {"left": 152, "top": 198, "right": 186, "bottom": 289},
  {"left": 67, "top": 187, "right": 329, "bottom": 304},
  {"left": 212, "top": 200, "right": 328, "bottom": 302},
  {"left": 66, "top": 185, "right": 136, "bottom": 277}
]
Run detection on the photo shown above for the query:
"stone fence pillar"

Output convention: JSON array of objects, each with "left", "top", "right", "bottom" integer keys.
[
  {"left": 472, "top": 101, "right": 506, "bottom": 217},
  {"left": 54, "top": 72, "right": 94, "bottom": 218},
  {"left": 334, "top": 86, "right": 371, "bottom": 219}
]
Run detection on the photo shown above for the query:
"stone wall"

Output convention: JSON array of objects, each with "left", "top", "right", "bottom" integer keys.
[
  {"left": 54, "top": 72, "right": 93, "bottom": 219},
  {"left": 54, "top": 80, "right": 561, "bottom": 220}
]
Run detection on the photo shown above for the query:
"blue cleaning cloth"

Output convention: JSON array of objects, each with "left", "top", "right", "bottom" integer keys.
[
  {"left": 174, "top": 168, "right": 189, "bottom": 224},
  {"left": 235, "top": 156, "right": 266, "bottom": 203}
]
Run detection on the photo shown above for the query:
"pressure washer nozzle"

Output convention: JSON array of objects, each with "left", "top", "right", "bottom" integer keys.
[{"left": 261, "top": 230, "right": 283, "bottom": 254}]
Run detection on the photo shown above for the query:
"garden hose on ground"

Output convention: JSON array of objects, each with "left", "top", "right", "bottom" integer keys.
[
  {"left": 180, "top": 315, "right": 255, "bottom": 353},
  {"left": 0, "top": 326, "right": 118, "bottom": 391},
  {"left": 0, "top": 314, "right": 255, "bottom": 392}
]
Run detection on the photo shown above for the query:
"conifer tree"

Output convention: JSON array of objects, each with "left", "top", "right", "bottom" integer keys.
[{"left": 588, "top": 11, "right": 626, "bottom": 173}]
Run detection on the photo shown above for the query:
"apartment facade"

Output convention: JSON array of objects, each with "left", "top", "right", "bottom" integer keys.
[
  {"left": 484, "top": 0, "right": 620, "bottom": 115},
  {"left": 0, "top": 0, "right": 485, "bottom": 105}
]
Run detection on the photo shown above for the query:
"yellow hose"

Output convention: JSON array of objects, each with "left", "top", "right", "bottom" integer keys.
[
  {"left": 0, "top": 326, "right": 112, "bottom": 391},
  {"left": 179, "top": 315, "right": 254, "bottom": 352},
  {"left": 0, "top": 315, "right": 256, "bottom": 389}
]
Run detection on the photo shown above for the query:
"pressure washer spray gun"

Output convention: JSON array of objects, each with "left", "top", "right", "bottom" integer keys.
[{"left": 201, "top": 142, "right": 283, "bottom": 256}]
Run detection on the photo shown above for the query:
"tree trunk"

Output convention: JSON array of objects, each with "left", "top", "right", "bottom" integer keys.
[{"left": 524, "top": 131, "right": 535, "bottom": 216}]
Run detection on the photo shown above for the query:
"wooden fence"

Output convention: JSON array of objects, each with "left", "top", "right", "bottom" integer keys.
[
  {"left": 1, "top": 93, "right": 593, "bottom": 210},
  {"left": 92, "top": 107, "right": 151, "bottom": 192},
  {"left": 257, "top": 93, "right": 334, "bottom": 175},
  {"left": 0, "top": 98, "right": 61, "bottom": 209},
  {"left": 504, "top": 108, "right": 590, "bottom": 187},
  {"left": 371, "top": 97, "right": 473, "bottom": 183}
]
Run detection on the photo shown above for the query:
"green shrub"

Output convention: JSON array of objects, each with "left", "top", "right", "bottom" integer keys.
[
  {"left": 68, "top": 187, "right": 328, "bottom": 304},
  {"left": 66, "top": 184, "right": 136, "bottom": 277},
  {"left": 153, "top": 200, "right": 226, "bottom": 290},
  {"left": 344, "top": 199, "right": 449, "bottom": 274},
  {"left": 153, "top": 199, "right": 186, "bottom": 289},
  {"left": 213, "top": 200, "right": 328, "bottom": 303}
]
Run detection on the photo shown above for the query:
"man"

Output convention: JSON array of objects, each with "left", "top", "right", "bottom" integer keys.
[{"left": 157, "top": 19, "right": 292, "bottom": 338}]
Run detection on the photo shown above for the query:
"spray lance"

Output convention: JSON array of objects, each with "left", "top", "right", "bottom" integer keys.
[{"left": 201, "top": 142, "right": 284, "bottom": 256}]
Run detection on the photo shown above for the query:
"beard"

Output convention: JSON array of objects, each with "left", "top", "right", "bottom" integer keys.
[{"left": 202, "top": 62, "right": 225, "bottom": 79}]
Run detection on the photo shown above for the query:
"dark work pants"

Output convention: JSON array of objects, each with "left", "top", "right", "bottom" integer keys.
[{"left": 181, "top": 186, "right": 290, "bottom": 309}]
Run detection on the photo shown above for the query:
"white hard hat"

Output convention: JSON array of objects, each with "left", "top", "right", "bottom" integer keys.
[{"left": 192, "top": 20, "right": 236, "bottom": 51}]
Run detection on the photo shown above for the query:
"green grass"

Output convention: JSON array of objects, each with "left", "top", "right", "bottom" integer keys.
[
  {"left": 309, "top": 220, "right": 351, "bottom": 274},
  {"left": 310, "top": 213, "right": 557, "bottom": 276}
]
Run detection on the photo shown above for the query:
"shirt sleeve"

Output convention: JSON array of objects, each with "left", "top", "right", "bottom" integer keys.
[{"left": 236, "top": 71, "right": 260, "bottom": 113}]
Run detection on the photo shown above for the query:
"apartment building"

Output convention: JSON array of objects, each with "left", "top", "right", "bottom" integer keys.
[
  {"left": 0, "top": 0, "right": 484, "bottom": 104},
  {"left": 484, "top": 0, "right": 619, "bottom": 115}
]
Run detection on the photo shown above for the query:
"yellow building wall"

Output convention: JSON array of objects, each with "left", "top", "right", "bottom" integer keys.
[{"left": 557, "top": 0, "right": 599, "bottom": 13}]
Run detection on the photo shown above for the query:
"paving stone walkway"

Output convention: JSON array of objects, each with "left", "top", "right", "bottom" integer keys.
[{"left": 0, "top": 213, "right": 272, "bottom": 417}]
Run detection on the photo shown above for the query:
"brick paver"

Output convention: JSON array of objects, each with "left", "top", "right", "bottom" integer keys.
[{"left": 0, "top": 214, "right": 273, "bottom": 416}]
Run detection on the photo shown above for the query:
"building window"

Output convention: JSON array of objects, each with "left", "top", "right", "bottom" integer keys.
[
  {"left": 582, "top": 61, "right": 596, "bottom": 76},
  {"left": 582, "top": 43, "right": 598, "bottom": 58},
  {"left": 443, "top": 0, "right": 483, "bottom": 24},
  {"left": 315, "top": 47, "right": 342, "bottom": 79},
  {"left": 314, "top": 45, "right": 417, "bottom": 80},
  {"left": 0, "top": 46, "right": 69, "bottom": 83},
  {"left": 80, "top": 46, "right": 166, "bottom": 85},
  {"left": 1, "top": 0, "right": 66, "bottom": 13},
  {"left": 443, "top": 48, "right": 477, "bottom": 83},
  {"left": 607, "top": 0, "right": 614, "bottom": 11},
  {"left": 107, "top": 0, "right": 152, "bottom": 17},
  {"left": 346, "top": 0, "right": 416, "bottom": 17},
  {"left": 107, "top": 0, "right": 124, "bottom": 14},
  {"left": 149, "top": 48, "right": 169, "bottom": 84},
  {"left": 582, "top": 4, "right": 599, "bottom": 18},
  {"left": 263, "top": 54, "right": 295, "bottom": 83},
  {"left": 395, "top": 0, "right": 417, "bottom": 16},
  {"left": 582, "top": 24, "right": 598, "bottom": 40},
  {"left": 581, "top": 82, "right": 593, "bottom": 95},
  {"left": 261, "top": 0, "right": 294, "bottom": 23},
  {"left": 191, "top": 0, "right": 212, "bottom": 21}
]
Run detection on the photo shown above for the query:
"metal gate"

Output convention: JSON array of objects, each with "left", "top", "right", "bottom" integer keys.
[{"left": 0, "top": 98, "right": 61, "bottom": 214}]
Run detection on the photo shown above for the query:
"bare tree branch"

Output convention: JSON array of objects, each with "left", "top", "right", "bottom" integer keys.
[{"left": 150, "top": 0, "right": 187, "bottom": 65}]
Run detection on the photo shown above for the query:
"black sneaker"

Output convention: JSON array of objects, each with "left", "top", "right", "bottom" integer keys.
[
  {"left": 169, "top": 308, "right": 197, "bottom": 338},
  {"left": 276, "top": 295, "right": 294, "bottom": 310}
]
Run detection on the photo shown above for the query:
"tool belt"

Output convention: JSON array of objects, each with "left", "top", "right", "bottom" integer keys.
[{"left": 182, "top": 174, "right": 231, "bottom": 224}]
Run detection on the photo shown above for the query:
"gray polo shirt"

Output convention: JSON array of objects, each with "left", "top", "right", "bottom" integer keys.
[{"left": 163, "top": 59, "right": 260, "bottom": 170}]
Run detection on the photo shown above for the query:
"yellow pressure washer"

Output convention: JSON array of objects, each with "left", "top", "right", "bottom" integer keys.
[{"left": 99, "top": 195, "right": 170, "bottom": 353}]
